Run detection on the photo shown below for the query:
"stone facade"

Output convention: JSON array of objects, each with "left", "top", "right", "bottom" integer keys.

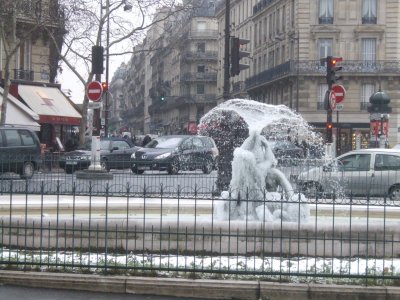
[
  {"left": 217, "top": 0, "right": 400, "bottom": 153},
  {"left": 114, "top": 0, "right": 400, "bottom": 151},
  {"left": 114, "top": 1, "right": 219, "bottom": 136},
  {"left": 0, "top": 0, "right": 64, "bottom": 84}
]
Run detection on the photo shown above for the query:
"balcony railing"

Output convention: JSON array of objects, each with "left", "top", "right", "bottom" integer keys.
[
  {"left": 13, "top": 69, "right": 34, "bottom": 81},
  {"left": 246, "top": 61, "right": 291, "bottom": 89},
  {"left": 188, "top": 29, "right": 218, "bottom": 39},
  {"left": 253, "top": 0, "right": 279, "bottom": 15},
  {"left": 246, "top": 60, "right": 400, "bottom": 90},
  {"left": 15, "top": 0, "right": 65, "bottom": 25},
  {"left": 181, "top": 72, "right": 217, "bottom": 82},
  {"left": 319, "top": 16, "right": 334, "bottom": 24},
  {"left": 362, "top": 16, "right": 377, "bottom": 24},
  {"left": 183, "top": 51, "right": 218, "bottom": 61}
]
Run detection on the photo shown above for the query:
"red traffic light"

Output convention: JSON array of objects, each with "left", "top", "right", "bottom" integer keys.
[{"left": 101, "top": 82, "right": 109, "bottom": 92}]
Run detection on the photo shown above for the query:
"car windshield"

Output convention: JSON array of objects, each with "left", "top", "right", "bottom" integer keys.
[{"left": 146, "top": 137, "right": 183, "bottom": 149}]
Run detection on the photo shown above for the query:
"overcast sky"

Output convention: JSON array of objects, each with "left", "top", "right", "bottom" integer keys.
[{"left": 57, "top": 55, "right": 127, "bottom": 104}]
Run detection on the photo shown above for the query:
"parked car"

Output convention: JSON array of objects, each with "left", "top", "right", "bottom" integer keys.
[
  {"left": 297, "top": 148, "right": 400, "bottom": 200},
  {"left": 0, "top": 126, "right": 41, "bottom": 179},
  {"left": 130, "top": 135, "right": 219, "bottom": 175},
  {"left": 59, "top": 137, "right": 138, "bottom": 173}
]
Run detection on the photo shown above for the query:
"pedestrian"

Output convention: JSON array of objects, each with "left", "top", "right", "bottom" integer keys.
[{"left": 142, "top": 134, "right": 152, "bottom": 146}]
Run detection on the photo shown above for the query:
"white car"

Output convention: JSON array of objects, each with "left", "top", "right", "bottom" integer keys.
[{"left": 297, "top": 148, "right": 400, "bottom": 200}]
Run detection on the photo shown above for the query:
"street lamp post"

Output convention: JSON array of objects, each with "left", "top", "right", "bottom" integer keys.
[
  {"left": 294, "top": 35, "right": 299, "bottom": 112},
  {"left": 103, "top": 0, "right": 132, "bottom": 137},
  {"left": 105, "top": 0, "right": 110, "bottom": 137}
]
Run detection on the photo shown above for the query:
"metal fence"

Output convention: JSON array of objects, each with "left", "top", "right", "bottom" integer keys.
[{"left": 1, "top": 156, "right": 400, "bottom": 285}]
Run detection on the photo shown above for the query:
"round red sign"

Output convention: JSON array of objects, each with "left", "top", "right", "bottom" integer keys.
[
  {"left": 86, "top": 81, "right": 103, "bottom": 102},
  {"left": 331, "top": 85, "right": 346, "bottom": 104}
]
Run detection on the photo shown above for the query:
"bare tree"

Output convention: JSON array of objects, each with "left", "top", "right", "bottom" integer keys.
[{"left": 46, "top": 0, "right": 195, "bottom": 144}]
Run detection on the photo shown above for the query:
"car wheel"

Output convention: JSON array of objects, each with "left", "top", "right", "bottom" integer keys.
[
  {"left": 202, "top": 158, "right": 213, "bottom": 174},
  {"left": 167, "top": 159, "right": 179, "bottom": 175},
  {"left": 300, "top": 181, "right": 321, "bottom": 198},
  {"left": 65, "top": 166, "right": 74, "bottom": 174},
  {"left": 101, "top": 160, "right": 110, "bottom": 172},
  {"left": 389, "top": 185, "right": 400, "bottom": 201},
  {"left": 20, "top": 162, "right": 35, "bottom": 179},
  {"left": 131, "top": 166, "right": 144, "bottom": 174}
]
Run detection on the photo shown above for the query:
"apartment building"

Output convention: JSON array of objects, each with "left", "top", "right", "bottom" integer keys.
[
  {"left": 113, "top": 0, "right": 218, "bottom": 136},
  {"left": 114, "top": 0, "right": 400, "bottom": 150},
  {"left": 0, "top": 0, "right": 81, "bottom": 151},
  {"left": 148, "top": 1, "right": 219, "bottom": 135},
  {"left": 216, "top": 0, "right": 400, "bottom": 153}
]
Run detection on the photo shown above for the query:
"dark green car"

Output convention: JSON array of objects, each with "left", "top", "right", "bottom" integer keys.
[{"left": 0, "top": 126, "right": 41, "bottom": 179}]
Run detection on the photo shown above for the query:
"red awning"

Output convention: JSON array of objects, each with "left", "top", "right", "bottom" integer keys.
[{"left": 18, "top": 85, "right": 82, "bottom": 125}]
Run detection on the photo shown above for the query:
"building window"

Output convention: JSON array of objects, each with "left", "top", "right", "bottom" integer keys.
[
  {"left": 16, "top": 39, "right": 32, "bottom": 70},
  {"left": 197, "top": 43, "right": 205, "bottom": 53},
  {"left": 318, "top": 84, "right": 328, "bottom": 110},
  {"left": 362, "top": 38, "right": 376, "bottom": 69},
  {"left": 254, "top": 23, "right": 258, "bottom": 47},
  {"left": 318, "top": 39, "right": 332, "bottom": 58},
  {"left": 197, "top": 84, "right": 204, "bottom": 95},
  {"left": 282, "top": 5, "right": 286, "bottom": 33},
  {"left": 268, "top": 50, "right": 274, "bottom": 68},
  {"left": 319, "top": 0, "right": 333, "bottom": 24},
  {"left": 197, "top": 65, "right": 205, "bottom": 73},
  {"left": 362, "top": 0, "right": 377, "bottom": 24},
  {"left": 361, "top": 84, "right": 375, "bottom": 110}
]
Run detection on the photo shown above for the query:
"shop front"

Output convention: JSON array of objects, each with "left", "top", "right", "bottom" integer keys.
[
  {"left": 312, "top": 122, "right": 370, "bottom": 156},
  {"left": 10, "top": 83, "right": 82, "bottom": 152}
]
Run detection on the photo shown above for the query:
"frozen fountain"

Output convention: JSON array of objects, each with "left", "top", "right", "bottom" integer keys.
[{"left": 199, "top": 99, "right": 324, "bottom": 222}]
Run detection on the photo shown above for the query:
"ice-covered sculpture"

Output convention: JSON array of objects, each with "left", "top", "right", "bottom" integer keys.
[
  {"left": 215, "top": 131, "right": 310, "bottom": 222},
  {"left": 199, "top": 100, "right": 324, "bottom": 195},
  {"left": 202, "top": 99, "right": 315, "bottom": 222}
]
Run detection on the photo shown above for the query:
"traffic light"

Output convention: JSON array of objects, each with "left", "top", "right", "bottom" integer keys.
[
  {"left": 326, "top": 122, "right": 333, "bottom": 143},
  {"left": 326, "top": 56, "right": 343, "bottom": 86},
  {"left": 230, "top": 36, "right": 250, "bottom": 76},
  {"left": 160, "top": 93, "right": 166, "bottom": 102},
  {"left": 101, "top": 82, "right": 108, "bottom": 93},
  {"left": 92, "top": 46, "right": 104, "bottom": 74}
]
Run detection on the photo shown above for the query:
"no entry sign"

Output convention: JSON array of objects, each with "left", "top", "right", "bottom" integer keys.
[
  {"left": 86, "top": 81, "right": 103, "bottom": 102},
  {"left": 331, "top": 85, "right": 346, "bottom": 104}
]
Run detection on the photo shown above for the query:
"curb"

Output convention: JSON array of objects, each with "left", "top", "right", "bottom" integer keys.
[{"left": 1, "top": 270, "right": 400, "bottom": 299}]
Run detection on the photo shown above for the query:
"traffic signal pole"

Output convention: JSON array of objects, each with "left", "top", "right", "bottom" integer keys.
[
  {"left": 222, "top": 0, "right": 230, "bottom": 100},
  {"left": 325, "top": 56, "right": 343, "bottom": 150}
]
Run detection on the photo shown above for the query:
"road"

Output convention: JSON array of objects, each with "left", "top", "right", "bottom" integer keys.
[
  {"left": 0, "top": 284, "right": 208, "bottom": 300},
  {"left": 0, "top": 169, "right": 219, "bottom": 196}
]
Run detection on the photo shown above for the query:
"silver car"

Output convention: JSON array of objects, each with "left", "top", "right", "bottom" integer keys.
[{"left": 297, "top": 148, "right": 400, "bottom": 199}]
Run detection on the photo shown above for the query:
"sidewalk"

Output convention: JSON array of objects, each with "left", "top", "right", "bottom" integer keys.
[{"left": 1, "top": 270, "right": 400, "bottom": 300}]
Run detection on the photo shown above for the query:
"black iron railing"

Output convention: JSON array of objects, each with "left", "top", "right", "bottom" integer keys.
[
  {"left": 0, "top": 173, "right": 400, "bottom": 285},
  {"left": 246, "top": 60, "right": 400, "bottom": 90}
]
